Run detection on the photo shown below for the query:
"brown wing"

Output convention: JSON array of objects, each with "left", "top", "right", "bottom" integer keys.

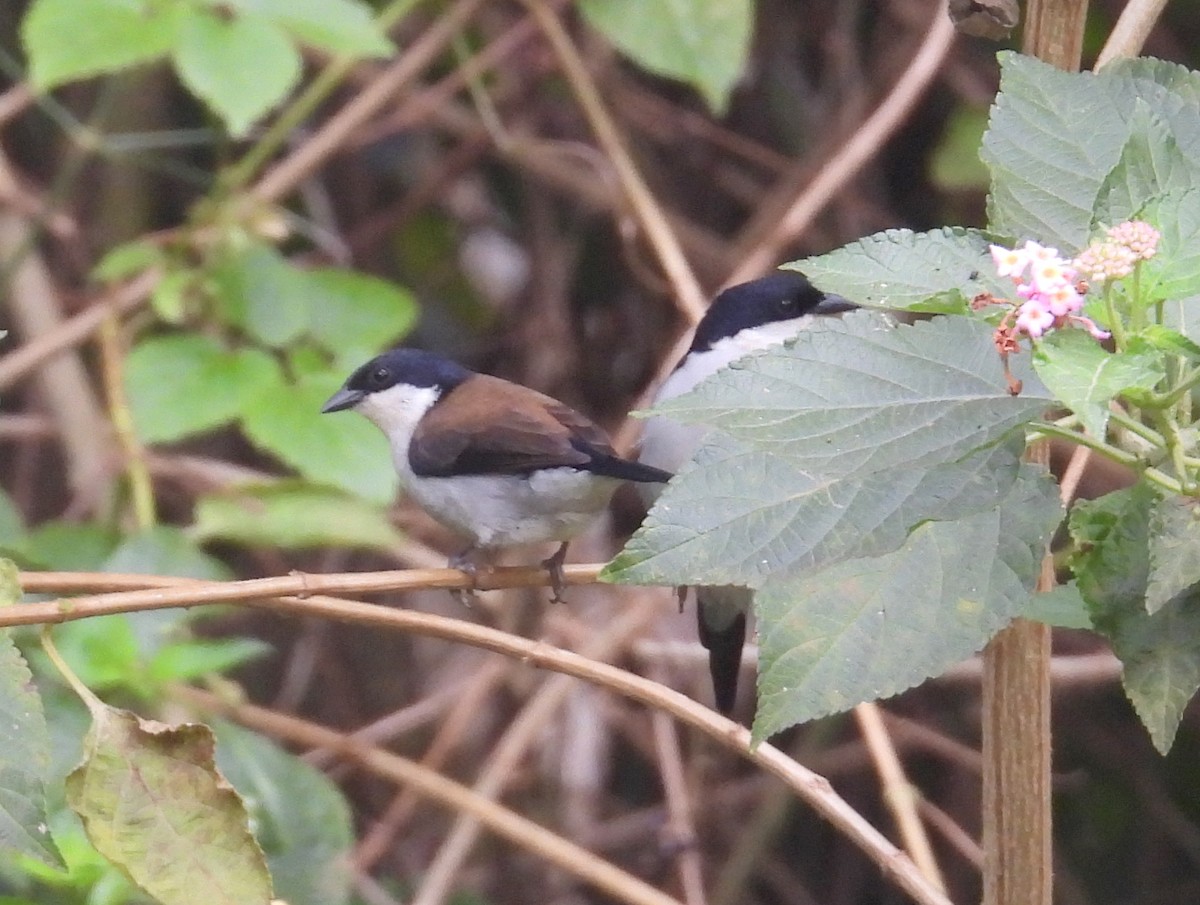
[{"left": 409, "top": 375, "right": 612, "bottom": 477}]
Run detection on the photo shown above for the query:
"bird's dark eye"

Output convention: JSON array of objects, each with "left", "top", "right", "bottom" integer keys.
[{"left": 370, "top": 366, "right": 391, "bottom": 387}]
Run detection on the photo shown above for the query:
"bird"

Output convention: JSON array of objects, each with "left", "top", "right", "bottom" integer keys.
[
  {"left": 322, "top": 348, "right": 673, "bottom": 603},
  {"left": 638, "top": 271, "right": 856, "bottom": 713}
]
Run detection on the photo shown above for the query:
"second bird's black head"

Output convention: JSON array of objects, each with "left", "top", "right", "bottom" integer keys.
[{"left": 688, "top": 272, "right": 854, "bottom": 355}]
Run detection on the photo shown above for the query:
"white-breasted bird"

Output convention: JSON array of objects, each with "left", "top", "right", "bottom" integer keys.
[
  {"left": 638, "top": 272, "right": 855, "bottom": 712},
  {"left": 323, "top": 348, "right": 672, "bottom": 602}
]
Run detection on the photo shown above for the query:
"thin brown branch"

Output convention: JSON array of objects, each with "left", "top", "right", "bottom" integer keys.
[
  {"left": 17, "top": 570, "right": 953, "bottom": 905},
  {"left": 176, "top": 686, "right": 685, "bottom": 905},
  {"left": 521, "top": 0, "right": 707, "bottom": 323},
  {"left": 650, "top": 681, "right": 708, "bottom": 905},
  {"left": 854, "top": 702, "right": 948, "bottom": 893},
  {"left": 1095, "top": 0, "right": 1169, "bottom": 67},
  {"left": 724, "top": 0, "right": 956, "bottom": 285}
]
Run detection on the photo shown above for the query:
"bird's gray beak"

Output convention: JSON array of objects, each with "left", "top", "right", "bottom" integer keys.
[
  {"left": 321, "top": 386, "right": 364, "bottom": 413},
  {"left": 814, "top": 293, "right": 857, "bottom": 316}
]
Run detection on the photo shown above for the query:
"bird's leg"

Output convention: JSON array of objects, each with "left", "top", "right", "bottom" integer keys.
[
  {"left": 542, "top": 542, "right": 570, "bottom": 605},
  {"left": 675, "top": 586, "right": 688, "bottom": 612},
  {"left": 448, "top": 546, "right": 480, "bottom": 607}
]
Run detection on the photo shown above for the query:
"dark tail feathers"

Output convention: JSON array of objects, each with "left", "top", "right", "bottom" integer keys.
[{"left": 697, "top": 610, "right": 747, "bottom": 715}]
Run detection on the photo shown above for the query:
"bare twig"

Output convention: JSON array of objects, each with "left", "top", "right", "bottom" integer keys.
[
  {"left": 854, "top": 702, "right": 947, "bottom": 893},
  {"left": 18, "top": 570, "right": 953, "bottom": 905},
  {"left": 1095, "top": 0, "right": 1169, "bottom": 67},
  {"left": 176, "top": 686, "right": 686, "bottom": 905},
  {"left": 650, "top": 680, "right": 708, "bottom": 905},
  {"left": 724, "top": 0, "right": 956, "bottom": 285},
  {"left": 521, "top": 0, "right": 707, "bottom": 323}
]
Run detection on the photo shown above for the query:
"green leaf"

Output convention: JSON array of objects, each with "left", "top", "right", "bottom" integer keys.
[
  {"left": 240, "top": 371, "right": 398, "bottom": 504},
  {"left": 1032, "top": 329, "right": 1165, "bottom": 439},
  {"left": 578, "top": 0, "right": 752, "bottom": 113},
  {"left": 1142, "top": 189, "right": 1200, "bottom": 312},
  {"left": 983, "top": 52, "right": 1132, "bottom": 250},
  {"left": 104, "top": 526, "right": 232, "bottom": 581},
  {"left": 212, "top": 244, "right": 311, "bottom": 348},
  {"left": 1068, "top": 483, "right": 1200, "bottom": 752},
  {"left": 66, "top": 707, "right": 273, "bottom": 905},
  {"left": 92, "top": 239, "right": 166, "bottom": 283},
  {"left": 1136, "top": 324, "right": 1200, "bottom": 360},
  {"left": 1022, "top": 581, "right": 1093, "bottom": 630},
  {"left": 1094, "top": 100, "right": 1200, "bottom": 226},
  {"left": 22, "top": 0, "right": 183, "bottom": 88},
  {"left": 648, "top": 313, "right": 1052, "bottom": 474},
  {"left": 51, "top": 616, "right": 141, "bottom": 693},
  {"left": 21, "top": 524, "right": 118, "bottom": 572},
  {"left": 223, "top": 0, "right": 392, "bottom": 57},
  {"left": 193, "top": 484, "right": 402, "bottom": 551},
  {"left": 791, "top": 227, "right": 1011, "bottom": 312},
  {"left": 172, "top": 9, "right": 301, "bottom": 137},
  {"left": 303, "top": 268, "right": 418, "bottom": 359},
  {"left": 214, "top": 722, "right": 353, "bottom": 905},
  {"left": 0, "top": 631, "right": 61, "bottom": 865},
  {"left": 1146, "top": 496, "right": 1200, "bottom": 614},
  {"left": 126, "top": 335, "right": 283, "bottom": 443},
  {"left": 147, "top": 638, "right": 271, "bottom": 684},
  {"left": 0, "top": 489, "right": 25, "bottom": 551},
  {"left": 751, "top": 463, "right": 1062, "bottom": 740}
]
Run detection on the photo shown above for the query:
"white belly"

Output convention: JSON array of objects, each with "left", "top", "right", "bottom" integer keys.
[{"left": 405, "top": 468, "right": 622, "bottom": 548}]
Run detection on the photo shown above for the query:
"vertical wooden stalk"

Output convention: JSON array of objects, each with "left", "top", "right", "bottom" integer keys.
[{"left": 982, "top": 6, "right": 1088, "bottom": 904}]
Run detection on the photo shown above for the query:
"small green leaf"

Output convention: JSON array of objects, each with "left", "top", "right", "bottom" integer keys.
[
  {"left": 1136, "top": 324, "right": 1200, "bottom": 360},
  {"left": 752, "top": 464, "right": 1062, "bottom": 740},
  {"left": 304, "top": 268, "right": 418, "bottom": 359},
  {"left": 1022, "top": 582, "right": 1093, "bottom": 630},
  {"left": 0, "top": 489, "right": 25, "bottom": 551},
  {"left": 193, "top": 483, "right": 402, "bottom": 551},
  {"left": 1146, "top": 496, "right": 1200, "bottom": 614},
  {"left": 66, "top": 707, "right": 273, "bottom": 905},
  {"left": 0, "top": 630, "right": 61, "bottom": 865},
  {"left": 214, "top": 722, "right": 353, "bottom": 905},
  {"left": 578, "top": 0, "right": 752, "bottom": 113},
  {"left": 240, "top": 372, "right": 398, "bottom": 504},
  {"left": 51, "top": 616, "right": 141, "bottom": 693},
  {"left": 22, "top": 0, "right": 183, "bottom": 88},
  {"left": 1032, "top": 329, "right": 1165, "bottom": 439},
  {"left": 792, "top": 227, "right": 1009, "bottom": 311},
  {"left": 126, "top": 335, "right": 283, "bottom": 443},
  {"left": 22, "top": 524, "right": 117, "bottom": 572},
  {"left": 212, "top": 244, "right": 311, "bottom": 348},
  {"left": 1142, "top": 189, "right": 1200, "bottom": 313},
  {"left": 172, "top": 9, "right": 301, "bottom": 137},
  {"left": 224, "top": 0, "right": 392, "bottom": 57},
  {"left": 147, "top": 638, "right": 271, "bottom": 684},
  {"left": 92, "top": 239, "right": 166, "bottom": 283}
]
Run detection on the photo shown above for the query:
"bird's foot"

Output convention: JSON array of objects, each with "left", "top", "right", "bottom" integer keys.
[
  {"left": 675, "top": 586, "right": 688, "bottom": 612},
  {"left": 448, "top": 548, "right": 480, "bottom": 607},
  {"left": 542, "top": 542, "right": 570, "bottom": 605}
]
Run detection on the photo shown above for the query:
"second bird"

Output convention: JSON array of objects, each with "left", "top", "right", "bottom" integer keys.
[{"left": 638, "top": 272, "right": 855, "bottom": 713}]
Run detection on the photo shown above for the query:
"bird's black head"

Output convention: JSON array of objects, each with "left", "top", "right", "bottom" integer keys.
[
  {"left": 321, "top": 348, "right": 473, "bottom": 413},
  {"left": 687, "top": 272, "right": 854, "bottom": 354}
]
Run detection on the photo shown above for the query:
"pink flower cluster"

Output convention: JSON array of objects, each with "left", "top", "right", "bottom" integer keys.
[
  {"left": 988, "top": 240, "right": 1109, "bottom": 340},
  {"left": 1073, "top": 221, "right": 1161, "bottom": 282}
]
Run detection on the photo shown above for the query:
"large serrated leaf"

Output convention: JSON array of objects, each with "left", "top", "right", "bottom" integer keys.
[
  {"left": 214, "top": 722, "right": 353, "bottom": 905},
  {"left": 1069, "top": 483, "right": 1200, "bottom": 752},
  {"left": 791, "top": 227, "right": 1010, "bottom": 311},
  {"left": 1032, "top": 329, "right": 1165, "bottom": 439},
  {"left": 648, "top": 313, "right": 1053, "bottom": 474},
  {"left": 578, "top": 0, "right": 751, "bottom": 113},
  {"left": 1142, "top": 189, "right": 1200, "bottom": 309},
  {"left": 66, "top": 707, "right": 272, "bottom": 905},
  {"left": 983, "top": 53, "right": 1132, "bottom": 249},
  {"left": 0, "top": 629, "right": 61, "bottom": 866},
  {"left": 22, "top": 0, "right": 183, "bottom": 88},
  {"left": 1094, "top": 100, "right": 1200, "bottom": 225},
  {"left": 609, "top": 437, "right": 1029, "bottom": 589},
  {"left": 1146, "top": 496, "right": 1200, "bottom": 614},
  {"left": 752, "top": 464, "right": 1062, "bottom": 740},
  {"left": 172, "top": 10, "right": 301, "bottom": 137}
]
